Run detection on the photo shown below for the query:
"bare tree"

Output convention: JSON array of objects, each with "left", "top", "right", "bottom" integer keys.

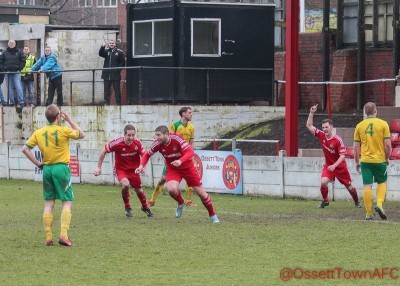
[{"left": 43, "top": 0, "right": 97, "bottom": 25}]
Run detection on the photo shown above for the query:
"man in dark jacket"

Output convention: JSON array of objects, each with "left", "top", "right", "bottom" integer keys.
[
  {"left": 99, "top": 40, "right": 125, "bottom": 105},
  {"left": 0, "top": 40, "right": 26, "bottom": 107}
]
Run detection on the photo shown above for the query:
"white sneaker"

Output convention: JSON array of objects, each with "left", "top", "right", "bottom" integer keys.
[
  {"left": 176, "top": 203, "right": 184, "bottom": 218},
  {"left": 210, "top": 215, "right": 220, "bottom": 223}
]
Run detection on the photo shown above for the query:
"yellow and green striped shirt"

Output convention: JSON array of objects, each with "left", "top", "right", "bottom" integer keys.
[
  {"left": 354, "top": 117, "right": 390, "bottom": 163},
  {"left": 25, "top": 124, "right": 80, "bottom": 165},
  {"left": 169, "top": 120, "right": 194, "bottom": 144}
]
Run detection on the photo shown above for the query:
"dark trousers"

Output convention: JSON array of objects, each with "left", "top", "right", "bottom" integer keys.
[
  {"left": 104, "top": 80, "right": 121, "bottom": 105},
  {"left": 47, "top": 75, "right": 63, "bottom": 106}
]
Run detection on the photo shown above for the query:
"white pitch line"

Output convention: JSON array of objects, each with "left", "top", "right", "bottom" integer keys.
[{"left": 145, "top": 206, "right": 400, "bottom": 224}]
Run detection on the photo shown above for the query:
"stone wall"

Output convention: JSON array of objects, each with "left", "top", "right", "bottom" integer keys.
[{"left": 0, "top": 105, "right": 285, "bottom": 147}]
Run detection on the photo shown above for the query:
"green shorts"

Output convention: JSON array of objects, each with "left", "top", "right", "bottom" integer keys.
[
  {"left": 360, "top": 162, "right": 387, "bottom": 185},
  {"left": 162, "top": 165, "right": 166, "bottom": 176},
  {"left": 42, "top": 163, "right": 74, "bottom": 201}
]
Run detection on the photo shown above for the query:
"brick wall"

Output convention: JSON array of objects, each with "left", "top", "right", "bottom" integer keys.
[
  {"left": 330, "top": 49, "right": 357, "bottom": 112},
  {"left": 274, "top": 33, "right": 395, "bottom": 112},
  {"left": 299, "top": 33, "right": 324, "bottom": 108},
  {"left": 118, "top": 3, "right": 127, "bottom": 42},
  {"left": 365, "top": 48, "right": 395, "bottom": 106}
]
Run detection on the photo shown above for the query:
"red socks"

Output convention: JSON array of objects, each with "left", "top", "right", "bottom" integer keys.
[
  {"left": 346, "top": 186, "right": 359, "bottom": 203},
  {"left": 169, "top": 190, "right": 185, "bottom": 205},
  {"left": 121, "top": 189, "right": 130, "bottom": 208},
  {"left": 320, "top": 186, "right": 329, "bottom": 202},
  {"left": 201, "top": 194, "right": 215, "bottom": 217},
  {"left": 136, "top": 191, "right": 148, "bottom": 208}
]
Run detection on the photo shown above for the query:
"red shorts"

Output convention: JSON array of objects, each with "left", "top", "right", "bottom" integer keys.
[
  {"left": 115, "top": 169, "right": 141, "bottom": 189},
  {"left": 166, "top": 164, "right": 202, "bottom": 187},
  {"left": 321, "top": 164, "right": 351, "bottom": 186}
]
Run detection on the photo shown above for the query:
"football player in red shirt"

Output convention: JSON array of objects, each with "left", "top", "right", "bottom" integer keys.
[
  {"left": 94, "top": 125, "right": 153, "bottom": 218},
  {"left": 136, "top": 125, "right": 219, "bottom": 223},
  {"left": 306, "top": 104, "right": 360, "bottom": 209}
]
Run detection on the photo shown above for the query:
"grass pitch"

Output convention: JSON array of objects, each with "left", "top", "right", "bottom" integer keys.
[{"left": 1, "top": 179, "right": 400, "bottom": 286}]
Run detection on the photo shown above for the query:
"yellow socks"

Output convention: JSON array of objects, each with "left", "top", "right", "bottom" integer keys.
[
  {"left": 185, "top": 185, "right": 194, "bottom": 202},
  {"left": 150, "top": 181, "right": 164, "bottom": 202},
  {"left": 44, "top": 210, "right": 73, "bottom": 240},
  {"left": 60, "top": 209, "right": 72, "bottom": 238},
  {"left": 43, "top": 213, "right": 53, "bottom": 241},
  {"left": 363, "top": 187, "right": 373, "bottom": 216},
  {"left": 376, "top": 183, "right": 387, "bottom": 208}
]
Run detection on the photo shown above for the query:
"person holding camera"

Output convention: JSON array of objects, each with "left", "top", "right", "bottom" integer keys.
[{"left": 99, "top": 40, "right": 125, "bottom": 105}]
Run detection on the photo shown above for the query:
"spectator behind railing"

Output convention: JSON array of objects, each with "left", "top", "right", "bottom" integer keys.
[
  {"left": 0, "top": 40, "right": 25, "bottom": 107},
  {"left": 31, "top": 46, "right": 63, "bottom": 107},
  {"left": 21, "top": 46, "right": 37, "bottom": 108},
  {"left": 99, "top": 40, "right": 125, "bottom": 106}
]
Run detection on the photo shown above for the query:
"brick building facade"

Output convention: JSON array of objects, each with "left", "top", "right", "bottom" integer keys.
[
  {"left": 275, "top": 33, "right": 396, "bottom": 112},
  {"left": 1, "top": 0, "right": 397, "bottom": 111}
]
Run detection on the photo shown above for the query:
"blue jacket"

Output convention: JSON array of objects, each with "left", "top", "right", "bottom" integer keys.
[{"left": 31, "top": 52, "right": 62, "bottom": 80}]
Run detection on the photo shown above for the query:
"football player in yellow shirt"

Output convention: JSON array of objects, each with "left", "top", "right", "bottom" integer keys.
[
  {"left": 22, "top": 105, "right": 85, "bottom": 246},
  {"left": 354, "top": 102, "right": 391, "bottom": 220},
  {"left": 148, "top": 106, "right": 197, "bottom": 207}
]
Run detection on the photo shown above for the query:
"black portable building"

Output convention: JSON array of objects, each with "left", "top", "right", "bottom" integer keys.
[{"left": 126, "top": 0, "right": 275, "bottom": 104}]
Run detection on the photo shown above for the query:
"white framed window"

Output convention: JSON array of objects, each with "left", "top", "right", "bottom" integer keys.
[
  {"left": 133, "top": 19, "right": 173, "bottom": 57},
  {"left": 97, "top": 0, "right": 117, "bottom": 7},
  {"left": 191, "top": 18, "right": 221, "bottom": 57},
  {"left": 365, "top": 1, "right": 393, "bottom": 44},
  {"left": 342, "top": 0, "right": 394, "bottom": 45},
  {"left": 17, "top": 0, "right": 35, "bottom": 5}
]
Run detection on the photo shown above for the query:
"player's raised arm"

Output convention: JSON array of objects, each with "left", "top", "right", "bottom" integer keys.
[
  {"left": 306, "top": 104, "right": 318, "bottom": 134},
  {"left": 61, "top": 111, "right": 85, "bottom": 139}
]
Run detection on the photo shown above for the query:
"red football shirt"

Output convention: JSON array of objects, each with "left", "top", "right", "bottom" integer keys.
[
  {"left": 314, "top": 128, "right": 347, "bottom": 166},
  {"left": 141, "top": 133, "right": 193, "bottom": 168},
  {"left": 105, "top": 136, "right": 144, "bottom": 171}
]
